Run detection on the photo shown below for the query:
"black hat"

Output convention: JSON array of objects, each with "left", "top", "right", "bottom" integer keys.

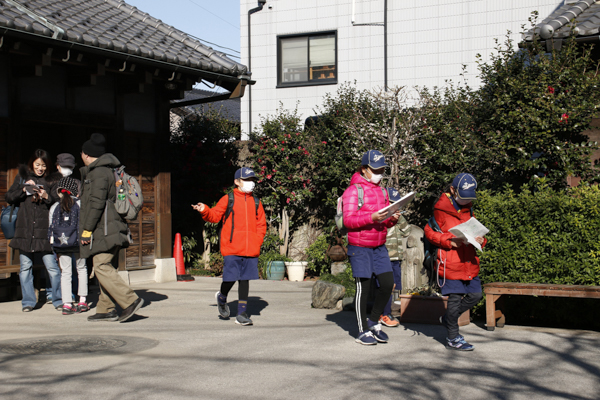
[
  {"left": 56, "top": 153, "right": 76, "bottom": 169},
  {"left": 56, "top": 177, "right": 79, "bottom": 197},
  {"left": 82, "top": 133, "right": 106, "bottom": 157}
]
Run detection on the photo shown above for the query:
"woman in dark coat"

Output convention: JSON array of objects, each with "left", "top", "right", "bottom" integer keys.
[{"left": 5, "top": 149, "right": 62, "bottom": 312}]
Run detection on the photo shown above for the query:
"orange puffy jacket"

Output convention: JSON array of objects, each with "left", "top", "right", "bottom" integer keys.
[
  {"left": 423, "top": 193, "right": 487, "bottom": 281},
  {"left": 200, "top": 188, "right": 267, "bottom": 257}
]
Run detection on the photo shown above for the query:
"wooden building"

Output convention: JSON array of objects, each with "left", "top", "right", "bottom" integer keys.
[{"left": 0, "top": 0, "right": 251, "bottom": 283}]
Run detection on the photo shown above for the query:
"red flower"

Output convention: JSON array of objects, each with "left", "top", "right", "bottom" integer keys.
[
  {"left": 322, "top": 141, "right": 327, "bottom": 144},
  {"left": 281, "top": 141, "right": 285, "bottom": 144},
  {"left": 548, "top": 86, "right": 555, "bottom": 94},
  {"left": 267, "top": 174, "right": 272, "bottom": 179},
  {"left": 286, "top": 198, "right": 291, "bottom": 204},
  {"left": 559, "top": 113, "right": 569, "bottom": 123}
]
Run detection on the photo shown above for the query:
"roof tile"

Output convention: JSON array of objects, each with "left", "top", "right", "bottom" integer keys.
[{"left": 1, "top": 0, "right": 246, "bottom": 76}]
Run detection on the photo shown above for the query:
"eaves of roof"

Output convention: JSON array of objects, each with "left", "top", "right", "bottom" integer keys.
[{"left": 0, "top": 0, "right": 249, "bottom": 85}]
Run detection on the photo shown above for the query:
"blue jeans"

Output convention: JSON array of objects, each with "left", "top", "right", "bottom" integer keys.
[{"left": 19, "top": 252, "right": 62, "bottom": 308}]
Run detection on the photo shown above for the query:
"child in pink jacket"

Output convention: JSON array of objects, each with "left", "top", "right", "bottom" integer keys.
[{"left": 343, "top": 150, "right": 401, "bottom": 345}]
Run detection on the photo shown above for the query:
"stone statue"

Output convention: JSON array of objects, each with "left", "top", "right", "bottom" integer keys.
[{"left": 401, "top": 225, "right": 428, "bottom": 293}]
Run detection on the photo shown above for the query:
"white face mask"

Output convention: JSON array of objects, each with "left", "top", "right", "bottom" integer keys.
[
  {"left": 59, "top": 167, "right": 73, "bottom": 177},
  {"left": 455, "top": 196, "right": 471, "bottom": 206},
  {"left": 240, "top": 180, "right": 255, "bottom": 193},
  {"left": 369, "top": 173, "right": 383, "bottom": 184}
]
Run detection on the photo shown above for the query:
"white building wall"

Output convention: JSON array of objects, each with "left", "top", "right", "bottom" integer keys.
[{"left": 241, "top": 0, "right": 562, "bottom": 138}]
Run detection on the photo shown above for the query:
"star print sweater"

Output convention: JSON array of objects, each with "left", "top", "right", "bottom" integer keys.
[{"left": 48, "top": 197, "right": 81, "bottom": 254}]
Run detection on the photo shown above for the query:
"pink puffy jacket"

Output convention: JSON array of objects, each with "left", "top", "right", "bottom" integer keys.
[{"left": 342, "top": 172, "right": 397, "bottom": 248}]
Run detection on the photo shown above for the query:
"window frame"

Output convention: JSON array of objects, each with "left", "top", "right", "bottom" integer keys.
[{"left": 276, "top": 30, "right": 338, "bottom": 88}]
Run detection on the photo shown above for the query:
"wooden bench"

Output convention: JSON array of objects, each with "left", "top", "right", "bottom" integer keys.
[{"left": 484, "top": 282, "right": 600, "bottom": 331}]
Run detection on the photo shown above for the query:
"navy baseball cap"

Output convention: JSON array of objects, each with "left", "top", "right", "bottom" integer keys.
[
  {"left": 452, "top": 173, "right": 477, "bottom": 200},
  {"left": 387, "top": 187, "right": 402, "bottom": 202},
  {"left": 234, "top": 167, "right": 256, "bottom": 180},
  {"left": 361, "top": 150, "right": 387, "bottom": 169}
]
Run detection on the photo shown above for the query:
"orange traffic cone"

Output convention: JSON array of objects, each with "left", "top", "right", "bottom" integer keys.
[{"left": 174, "top": 233, "right": 194, "bottom": 282}]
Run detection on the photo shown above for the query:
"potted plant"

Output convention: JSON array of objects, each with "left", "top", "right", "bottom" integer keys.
[
  {"left": 259, "top": 251, "right": 292, "bottom": 280},
  {"left": 285, "top": 261, "right": 308, "bottom": 281},
  {"left": 398, "top": 285, "right": 470, "bottom": 326}
]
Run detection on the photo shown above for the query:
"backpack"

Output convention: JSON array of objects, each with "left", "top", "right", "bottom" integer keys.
[
  {"left": 113, "top": 166, "right": 143, "bottom": 221},
  {"left": 218, "top": 192, "right": 261, "bottom": 244},
  {"left": 423, "top": 208, "right": 473, "bottom": 288},
  {"left": 48, "top": 202, "right": 80, "bottom": 248},
  {"left": 335, "top": 184, "right": 387, "bottom": 234},
  {"left": 1, "top": 177, "right": 24, "bottom": 239}
]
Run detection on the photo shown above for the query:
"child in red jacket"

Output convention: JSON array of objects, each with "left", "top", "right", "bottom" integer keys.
[
  {"left": 424, "top": 173, "right": 486, "bottom": 351},
  {"left": 193, "top": 167, "right": 267, "bottom": 326}
]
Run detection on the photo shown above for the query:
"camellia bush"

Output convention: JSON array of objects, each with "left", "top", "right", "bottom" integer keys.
[{"left": 170, "top": 108, "right": 240, "bottom": 247}]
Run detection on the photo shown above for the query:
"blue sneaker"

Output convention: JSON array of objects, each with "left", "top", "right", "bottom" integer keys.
[
  {"left": 446, "top": 335, "right": 474, "bottom": 351},
  {"left": 355, "top": 330, "right": 377, "bottom": 345},
  {"left": 367, "top": 318, "right": 388, "bottom": 343},
  {"left": 215, "top": 291, "right": 230, "bottom": 318}
]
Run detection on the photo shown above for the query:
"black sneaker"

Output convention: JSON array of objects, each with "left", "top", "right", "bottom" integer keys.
[
  {"left": 118, "top": 298, "right": 144, "bottom": 322},
  {"left": 87, "top": 310, "right": 119, "bottom": 322},
  {"left": 235, "top": 312, "right": 253, "bottom": 326},
  {"left": 215, "top": 291, "right": 230, "bottom": 318}
]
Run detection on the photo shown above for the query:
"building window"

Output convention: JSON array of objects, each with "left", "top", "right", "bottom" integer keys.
[{"left": 278, "top": 31, "right": 337, "bottom": 87}]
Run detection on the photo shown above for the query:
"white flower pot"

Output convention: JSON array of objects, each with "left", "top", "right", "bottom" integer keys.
[{"left": 285, "top": 262, "right": 307, "bottom": 282}]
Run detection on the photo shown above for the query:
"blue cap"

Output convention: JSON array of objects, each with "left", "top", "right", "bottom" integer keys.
[
  {"left": 361, "top": 150, "right": 387, "bottom": 169},
  {"left": 387, "top": 187, "right": 402, "bottom": 202},
  {"left": 234, "top": 167, "right": 256, "bottom": 180},
  {"left": 452, "top": 173, "right": 477, "bottom": 200}
]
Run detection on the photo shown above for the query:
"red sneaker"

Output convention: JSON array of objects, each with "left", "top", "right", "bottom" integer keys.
[{"left": 379, "top": 314, "right": 400, "bottom": 327}]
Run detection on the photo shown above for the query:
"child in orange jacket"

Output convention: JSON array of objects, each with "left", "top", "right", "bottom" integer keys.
[{"left": 193, "top": 167, "right": 267, "bottom": 325}]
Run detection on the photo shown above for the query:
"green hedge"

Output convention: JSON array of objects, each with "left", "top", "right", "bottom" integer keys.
[
  {"left": 473, "top": 183, "right": 600, "bottom": 329},
  {"left": 476, "top": 183, "right": 600, "bottom": 285}
]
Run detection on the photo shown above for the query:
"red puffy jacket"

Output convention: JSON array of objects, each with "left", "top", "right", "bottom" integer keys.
[
  {"left": 200, "top": 189, "right": 267, "bottom": 257},
  {"left": 342, "top": 172, "right": 396, "bottom": 248},
  {"left": 423, "top": 193, "right": 487, "bottom": 281}
]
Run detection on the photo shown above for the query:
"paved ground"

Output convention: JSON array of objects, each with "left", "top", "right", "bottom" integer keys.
[{"left": 0, "top": 277, "right": 599, "bottom": 400}]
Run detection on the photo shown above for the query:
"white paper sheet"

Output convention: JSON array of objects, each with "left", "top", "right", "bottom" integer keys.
[
  {"left": 378, "top": 191, "right": 415, "bottom": 219},
  {"left": 448, "top": 217, "right": 489, "bottom": 251}
]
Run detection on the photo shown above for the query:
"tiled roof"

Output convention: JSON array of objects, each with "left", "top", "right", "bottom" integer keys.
[
  {"left": 0, "top": 0, "right": 247, "bottom": 77},
  {"left": 523, "top": 0, "right": 600, "bottom": 41}
]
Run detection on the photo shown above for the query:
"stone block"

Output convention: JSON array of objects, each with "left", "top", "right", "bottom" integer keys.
[
  {"left": 330, "top": 262, "right": 347, "bottom": 276},
  {"left": 155, "top": 258, "right": 177, "bottom": 283},
  {"left": 311, "top": 280, "right": 346, "bottom": 309}
]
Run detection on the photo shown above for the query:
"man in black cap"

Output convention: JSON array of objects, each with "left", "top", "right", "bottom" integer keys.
[{"left": 79, "top": 133, "right": 144, "bottom": 322}]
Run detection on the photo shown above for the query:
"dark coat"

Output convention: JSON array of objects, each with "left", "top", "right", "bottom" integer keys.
[
  {"left": 79, "top": 153, "right": 129, "bottom": 258},
  {"left": 5, "top": 165, "right": 54, "bottom": 253}
]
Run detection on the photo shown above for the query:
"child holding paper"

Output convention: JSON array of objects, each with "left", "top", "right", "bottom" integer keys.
[
  {"left": 424, "top": 173, "right": 486, "bottom": 351},
  {"left": 342, "top": 150, "right": 401, "bottom": 345}
]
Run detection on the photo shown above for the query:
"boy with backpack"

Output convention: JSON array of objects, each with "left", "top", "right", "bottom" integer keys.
[
  {"left": 48, "top": 174, "right": 88, "bottom": 315},
  {"left": 193, "top": 167, "right": 267, "bottom": 326},
  {"left": 424, "top": 173, "right": 486, "bottom": 351}
]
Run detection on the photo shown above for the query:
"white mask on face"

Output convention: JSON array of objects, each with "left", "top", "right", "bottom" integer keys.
[
  {"left": 59, "top": 167, "right": 73, "bottom": 177},
  {"left": 240, "top": 180, "right": 255, "bottom": 193},
  {"left": 455, "top": 196, "right": 471, "bottom": 206},
  {"left": 369, "top": 173, "right": 383, "bottom": 184}
]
